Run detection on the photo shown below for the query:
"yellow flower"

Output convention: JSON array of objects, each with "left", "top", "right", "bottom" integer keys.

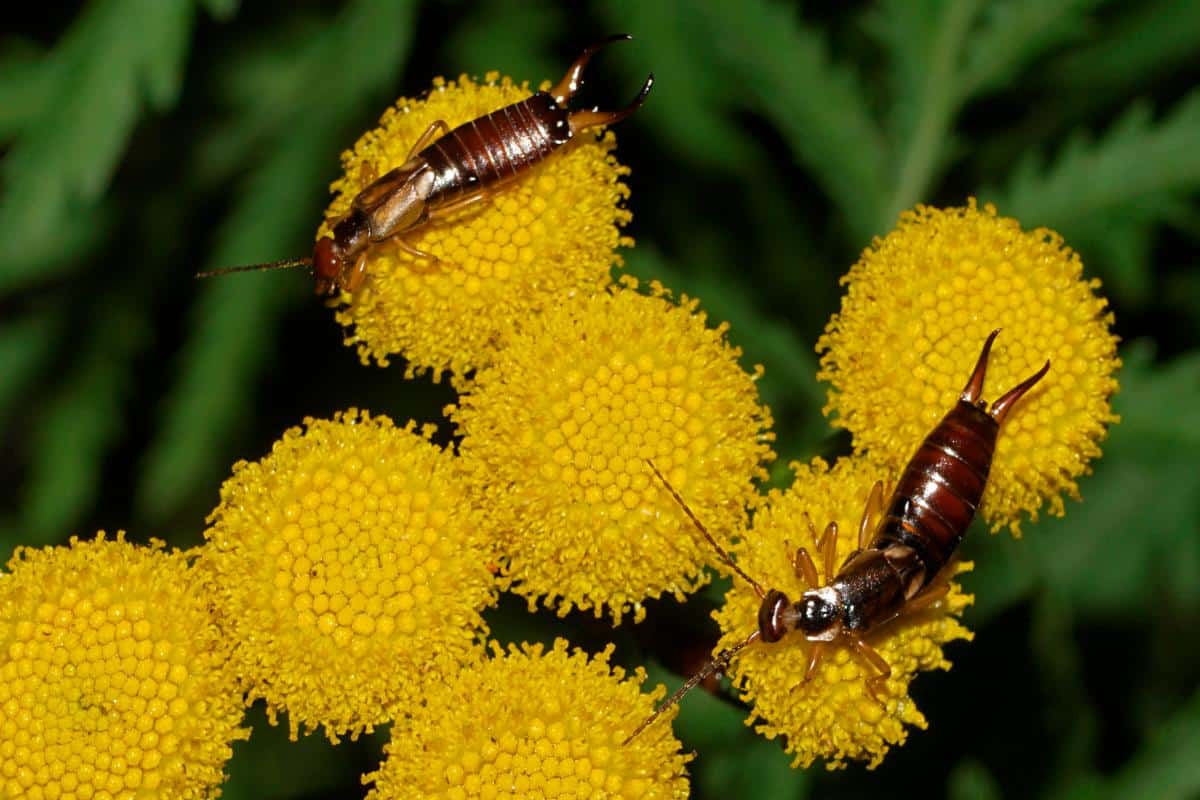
[
  {"left": 449, "top": 280, "right": 775, "bottom": 623},
  {"left": 365, "top": 638, "right": 690, "bottom": 799},
  {"left": 200, "top": 410, "right": 496, "bottom": 741},
  {"left": 712, "top": 457, "right": 974, "bottom": 770},
  {"left": 0, "top": 532, "right": 247, "bottom": 799},
  {"left": 322, "top": 72, "right": 634, "bottom": 380},
  {"left": 816, "top": 200, "right": 1120, "bottom": 532}
]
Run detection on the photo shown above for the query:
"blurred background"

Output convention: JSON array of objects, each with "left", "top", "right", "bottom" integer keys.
[{"left": 2, "top": 1, "right": 1198, "bottom": 797}]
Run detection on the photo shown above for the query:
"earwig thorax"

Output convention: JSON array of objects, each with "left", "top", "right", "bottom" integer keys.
[{"left": 797, "top": 587, "right": 842, "bottom": 641}]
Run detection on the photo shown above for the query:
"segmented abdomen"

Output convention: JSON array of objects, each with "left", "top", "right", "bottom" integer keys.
[
  {"left": 872, "top": 401, "right": 999, "bottom": 583},
  {"left": 421, "top": 93, "right": 570, "bottom": 205}
]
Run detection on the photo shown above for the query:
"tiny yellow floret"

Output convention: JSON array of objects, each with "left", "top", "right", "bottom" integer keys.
[
  {"left": 450, "top": 279, "right": 775, "bottom": 623},
  {"left": 322, "top": 72, "right": 634, "bottom": 380},
  {"left": 201, "top": 410, "right": 496, "bottom": 741},
  {"left": 364, "top": 638, "right": 691, "bottom": 799},
  {"left": 0, "top": 532, "right": 247, "bottom": 799},
  {"left": 817, "top": 200, "right": 1120, "bottom": 532},
  {"left": 713, "top": 457, "right": 974, "bottom": 769}
]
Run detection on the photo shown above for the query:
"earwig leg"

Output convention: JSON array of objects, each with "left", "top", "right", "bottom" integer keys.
[
  {"left": 426, "top": 189, "right": 490, "bottom": 221},
  {"left": 803, "top": 511, "right": 821, "bottom": 549},
  {"left": 344, "top": 251, "right": 370, "bottom": 294},
  {"left": 359, "top": 161, "right": 378, "bottom": 185},
  {"left": 851, "top": 638, "right": 891, "bottom": 706},
  {"left": 989, "top": 359, "right": 1052, "bottom": 424},
  {"left": 803, "top": 642, "right": 826, "bottom": 683},
  {"left": 903, "top": 583, "right": 950, "bottom": 615},
  {"left": 407, "top": 120, "right": 451, "bottom": 161},
  {"left": 817, "top": 521, "right": 838, "bottom": 583},
  {"left": 395, "top": 238, "right": 441, "bottom": 267},
  {"left": 961, "top": 329, "right": 1001, "bottom": 404},
  {"left": 794, "top": 547, "right": 820, "bottom": 589},
  {"left": 859, "top": 480, "right": 886, "bottom": 551},
  {"left": 870, "top": 575, "right": 952, "bottom": 635}
]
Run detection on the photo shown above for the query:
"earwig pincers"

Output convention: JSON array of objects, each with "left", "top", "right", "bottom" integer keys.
[
  {"left": 197, "top": 35, "right": 653, "bottom": 296},
  {"left": 624, "top": 330, "right": 1050, "bottom": 744}
]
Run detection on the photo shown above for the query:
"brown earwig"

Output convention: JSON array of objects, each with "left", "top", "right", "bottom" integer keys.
[
  {"left": 624, "top": 330, "right": 1050, "bottom": 744},
  {"left": 197, "top": 35, "right": 653, "bottom": 296}
]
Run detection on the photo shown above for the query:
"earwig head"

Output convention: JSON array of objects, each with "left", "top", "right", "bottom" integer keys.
[
  {"left": 797, "top": 586, "right": 843, "bottom": 642},
  {"left": 312, "top": 236, "right": 341, "bottom": 295},
  {"left": 757, "top": 589, "right": 796, "bottom": 643}
]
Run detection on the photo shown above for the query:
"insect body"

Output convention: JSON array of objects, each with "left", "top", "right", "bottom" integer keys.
[
  {"left": 198, "top": 35, "right": 653, "bottom": 295},
  {"left": 625, "top": 331, "right": 1050, "bottom": 743}
]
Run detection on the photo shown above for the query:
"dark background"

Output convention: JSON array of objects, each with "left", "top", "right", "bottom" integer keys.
[{"left": 2, "top": 1, "right": 1198, "bottom": 797}]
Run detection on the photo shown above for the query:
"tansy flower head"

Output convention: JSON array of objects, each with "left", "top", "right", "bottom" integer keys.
[
  {"left": 712, "top": 456, "right": 974, "bottom": 770},
  {"left": 817, "top": 200, "right": 1120, "bottom": 532},
  {"left": 200, "top": 410, "right": 496, "bottom": 741},
  {"left": 0, "top": 532, "right": 247, "bottom": 799},
  {"left": 449, "top": 279, "right": 775, "bottom": 624},
  {"left": 365, "top": 638, "right": 690, "bottom": 799},
  {"left": 322, "top": 71, "right": 634, "bottom": 380}
]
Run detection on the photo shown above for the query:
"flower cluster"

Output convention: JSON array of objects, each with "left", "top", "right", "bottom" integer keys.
[
  {"left": 817, "top": 200, "right": 1120, "bottom": 532},
  {"left": 0, "top": 532, "right": 247, "bottom": 799},
  {"left": 201, "top": 411, "right": 496, "bottom": 741},
  {"left": 322, "top": 72, "right": 634, "bottom": 381},
  {"left": 4, "top": 42, "right": 1124, "bottom": 790},
  {"left": 450, "top": 278, "right": 775, "bottom": 623},
  {"left": 365, "top": 639, "right": 691, "bottom": 799}
]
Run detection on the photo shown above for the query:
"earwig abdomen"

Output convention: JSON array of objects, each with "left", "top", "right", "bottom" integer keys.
[
  {"left": 873, "top": 402, "right": 996, "bottom": 580},
  {"left": 422, "top": 94, "right": 569, "bottom": 205}
]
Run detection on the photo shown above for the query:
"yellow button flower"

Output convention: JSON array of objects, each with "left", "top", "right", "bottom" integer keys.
[
  {"left": 0, "top": 532, "right": 247, "bottom": 799},
  {"left": 365, "top": 638, "right": 690, "bottom": 799},
  {"left": 322, "top": 72, "right": 634, "bottom": 380},
  {"left": 817, "top": 200, "right": 1120, "bottom": 532},
  {"left": 712, "top": 456, "right": 974, "bottom": 769},
  {"left": 200, "top": 410, "right": 497, "bottom": 741},
  {"left": 450, "top": 280, "right": 775, "bottom": 623}
]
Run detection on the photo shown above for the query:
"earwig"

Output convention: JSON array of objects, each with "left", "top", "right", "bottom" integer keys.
[
  {"left": 624, "top": 331, "right": 1050, "bottom": 744},
  {"left": 197, "top": 34, "right": 653, "bottom": 296}
]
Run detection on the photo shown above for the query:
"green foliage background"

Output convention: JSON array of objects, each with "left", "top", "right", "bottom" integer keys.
[{"left": 2, "top": 1, "right": 1198, "bottom": 797}]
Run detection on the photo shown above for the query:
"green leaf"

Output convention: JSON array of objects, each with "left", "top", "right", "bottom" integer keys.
[
  {"left": 0, "top": 37, "right": 48, "bottom": 139},
  {"left": 597, "top": 0, "right": 765, "bottom": 172},
  {"left": 200, "top": 0, "right": 238, "bottom": 20},
  {"left": 20, "top": 298, "right": 148, "bottom": 545},
  {"left": 445, "top": 0, "right": 563, "bottom": 82},
  {"left": 948, "top": 758, "right": 1004, "bottom": 800},
  {"left": 1102, "top": 688, "right": 1200, "bottom": 800},
  {"left": 136, "top": 0, "right": 419, "bottom": 524},
  {"left": 0, "top": 311, "right": 62, "bottom": 426},
  {"left": 1048, "top": 0, "right": 1200, "bottom": 98},
  {"left": 0, "top": 0, "right": 198, "bottom": 292},
  {"left": 985, "top": 89, "right": 1200, "bottom": 305},
  {"left": 869, "top": 0, "right": 978, "bottom": 228},
  {"left": 698, "top": 0, "right": 888, "bottom": 241},
  {"left": 960, "top": 0, "right": 1099, "bottom": 97}
]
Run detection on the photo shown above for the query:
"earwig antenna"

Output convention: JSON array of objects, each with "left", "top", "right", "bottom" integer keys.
[
  {"left": 623, "top": 629, "right": 761, "bottom": 746},
  {"left": 194, "top": 256, "right": 313, "bottom": 279},
  {"left": 644, "top": 459, "right": 767, "bottom": 599}
]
